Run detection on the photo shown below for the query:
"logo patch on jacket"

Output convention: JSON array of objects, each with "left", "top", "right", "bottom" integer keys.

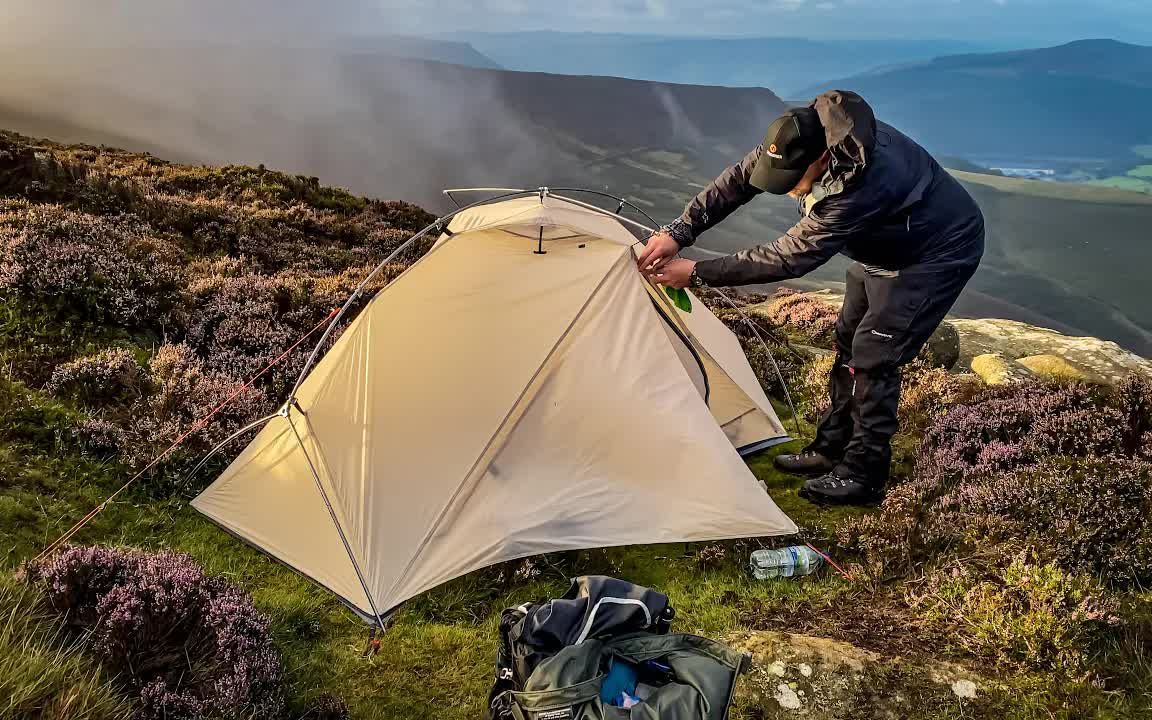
[
  {"left": 538, "top": 709, "right": 574, "bottom": 720},
  {"left": 870, "top": 329, "right": 895, "bottom": 341}
]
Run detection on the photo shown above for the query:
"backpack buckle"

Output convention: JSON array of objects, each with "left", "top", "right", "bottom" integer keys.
[{"left": 498, "top": 668, "right": 514, "bottom": 680}]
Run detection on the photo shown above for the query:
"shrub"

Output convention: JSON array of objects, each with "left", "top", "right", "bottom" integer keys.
[
  {"left": 183, "top": 269, "right": 338, "bottom": 392},
  {"left": 0, "top": 202, "right": 184, "bottom": 328},
  {"left": 70, "top": 344, "right": 268, "bottom": 479},
  {"left": 45, "top": 348, "right": 144, "bottom": 405},
  {"left": 24, "top": 545, "right": 284, "bottom": 720},
  {"left": 907, "top": 553, "right": 1122, "bottom": 675},
  {"left": 843, "top": 377, "right": 1152, "bottom": 584},
  {"left": 749, "top": 288, "right": 840, "bottom": 344},
  {"left": 113, "top": 344, "right": 269, "bottom": 471}
]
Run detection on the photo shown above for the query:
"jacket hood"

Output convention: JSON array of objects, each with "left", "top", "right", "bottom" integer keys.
[{"left": 811, "top": 90, "right": 877, "bottom": 186}]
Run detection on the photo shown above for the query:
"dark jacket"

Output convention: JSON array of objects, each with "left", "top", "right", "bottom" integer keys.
[{"left": 670, "top": 91, "right": 985, "bottom": 286}]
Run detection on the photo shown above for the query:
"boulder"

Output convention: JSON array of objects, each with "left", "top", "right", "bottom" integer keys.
[
  {"left": 919, "top": 320, "right": 961, "bottom": 369},
  {"left": 953, "top": 318, "right": 1151, "bottom": 385},
  {"left": 728, "top": 630, "right": 989, "bottom": 718},
  {"left": 1016, "top": 354, "right": 1091, "bottom": 382},
  {"left": 971, "top": 353, "right": 1035, "bottom": 385}
]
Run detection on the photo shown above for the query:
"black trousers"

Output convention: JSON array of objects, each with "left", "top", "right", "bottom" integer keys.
[{"left": 807, "top": 258, "right": 979, "bottom": 488}]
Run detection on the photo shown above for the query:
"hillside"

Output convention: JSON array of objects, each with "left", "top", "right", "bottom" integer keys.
[
  {"left": 1, "top": 45, "right": 1151, "bottom": 354},
  {"left": 798, "top": 39, "right": 1152, "bottom": 163},
  {"left": 2, "top": 132, "right": 1151, "bottom": 719}
]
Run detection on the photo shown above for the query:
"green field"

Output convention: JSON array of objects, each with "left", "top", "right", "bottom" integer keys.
[{"left": 1088, "top": 176, "right": 1152, "bottom": 193}]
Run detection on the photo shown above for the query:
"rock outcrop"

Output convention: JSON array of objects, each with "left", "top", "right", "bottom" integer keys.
[
  {"left": 728, "top": 630, "right": 990, "bottom": 718},
  {"left": 758, "top": 290, "right": 1150, "bottom": 385},
  {"left": 952, "top": 318, "right": 1151, "bottom": 384}
]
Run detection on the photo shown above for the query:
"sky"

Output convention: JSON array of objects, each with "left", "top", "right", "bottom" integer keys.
[{"left": 4, "top": 0, "right": 1152, "bottom": 47}]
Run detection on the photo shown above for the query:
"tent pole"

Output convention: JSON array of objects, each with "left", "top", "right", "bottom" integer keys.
[
  {"left": 177, "top": 412, "right": 278, "bottom": 496},
  {"left": 285, "top": 409, "right": 389, "bottom": 633}
]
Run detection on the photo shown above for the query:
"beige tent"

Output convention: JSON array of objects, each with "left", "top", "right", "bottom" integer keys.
[{"left": 192, "top": 192, "right": 796, "bottom": 624}]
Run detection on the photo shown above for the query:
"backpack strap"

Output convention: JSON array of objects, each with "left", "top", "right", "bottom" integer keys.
[{"left": 487, "top": 604, "right": 533, "bottom": 719}]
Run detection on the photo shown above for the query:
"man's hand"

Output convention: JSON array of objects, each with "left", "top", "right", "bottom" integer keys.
[
  {"left": 651, "top": 258, "right": 697, "bottom": 289},
  {"left": 637, "top": 231, "right": 681, "bottom": 274}
]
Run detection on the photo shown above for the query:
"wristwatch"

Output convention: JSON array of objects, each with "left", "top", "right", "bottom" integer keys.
[{"left": 689, "top": 265, "right": 706, "bottom": 289}]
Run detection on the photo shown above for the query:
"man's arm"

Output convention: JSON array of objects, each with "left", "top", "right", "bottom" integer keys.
[
  {"left": 665, "top": 145, "right": 765, "bottom": 247},
  {"left": 692, "top": 197, "right": 859, "bottom": 286}
]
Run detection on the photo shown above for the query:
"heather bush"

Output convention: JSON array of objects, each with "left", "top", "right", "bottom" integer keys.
[
  {"left": 70, "top": 344, "right": 268, "bottom": 478},
  {"left": 24, "top": 545, "right": 284, "bottom": 720},
  {"left": 45, "top": 348, "right": 144, "bottom": 405},
  {"left": 185, "top": 270, "right": 322, "bottom": 384},
  {"left": 907, "top": 553, "right": 1122, "bottom": 675},
  {"left": 843, "top": 377, "right": 1152, "bottom": 584},
  {"left": 749, "top": 288, "right": 840, "bottom": 344},
  {"left": 0, "top": 202, "right": 184, "bottom": 328},
  {"left": 115, "top": 344, "right": 269, "bottom": 470}
]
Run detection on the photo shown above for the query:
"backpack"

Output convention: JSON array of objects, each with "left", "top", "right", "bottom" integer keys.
[{"left": 487, "top": 576, "right": 750, "bottom": 720}]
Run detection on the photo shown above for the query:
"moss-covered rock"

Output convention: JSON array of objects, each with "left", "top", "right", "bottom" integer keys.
[
  {"left": 1015, "top": 353, "right": 1091, "bottom": 382},
  {"left": 954, "top": 318, "right": 1151, "bottom": 385},
  {"left": 971, "top": 353, "right": 1035, "bottom": 385}
]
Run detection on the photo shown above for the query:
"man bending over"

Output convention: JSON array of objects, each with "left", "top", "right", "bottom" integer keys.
[{"left": 641, "top": 90, "right": 984, "bottom": 506}]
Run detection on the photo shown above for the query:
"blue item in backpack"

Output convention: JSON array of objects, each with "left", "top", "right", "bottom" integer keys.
[{"left": 600, "top": 657, "right": 638, "bottom": 706}]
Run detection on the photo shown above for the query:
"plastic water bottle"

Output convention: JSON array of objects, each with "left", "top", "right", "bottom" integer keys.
[{"left": 749, "top": 546, "right": 824, "bottom": 579}]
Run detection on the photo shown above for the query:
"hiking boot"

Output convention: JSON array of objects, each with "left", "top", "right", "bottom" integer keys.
[
  {"left": 773, "top": 451, "right": 836, "bottom": 476},
  {"left": 799, "top": 472, "right": 884, "bottom": 506}
]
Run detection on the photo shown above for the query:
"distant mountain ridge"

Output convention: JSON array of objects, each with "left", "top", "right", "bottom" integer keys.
[
  {"left": 919, "top": 38, "right": 1152, "bottom": 88},
  {"left": 799, "top": 39, "right": 1152, "bottom": 160},
  {"left": 447, "top": 32, "right": 997, "bottom": 96},
  {"left": 338, "top": 34, "right": 501, "bottom": 69}
]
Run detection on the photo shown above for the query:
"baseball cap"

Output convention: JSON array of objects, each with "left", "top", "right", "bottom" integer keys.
[{"left": 749, "top": 107, "right": 827, "bottom": 195}]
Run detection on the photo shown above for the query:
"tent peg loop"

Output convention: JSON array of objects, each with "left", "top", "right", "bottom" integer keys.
[{"left": 362, "top": 626, "right": 380, "bottom": 658}]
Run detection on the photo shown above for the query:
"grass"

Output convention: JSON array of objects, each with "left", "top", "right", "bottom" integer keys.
[
  {"left": 0, "top": 575, "right": 130, "bottom": 720},
  {"left": 0, "top": 371, "right": 869, "bottom": 719},
  {"left": 3, "top": 385, "right": 1140, "bottom": 718},
  {"left": 3, "top": 360, "right": 1147, "bottom": 719},
  {"left": 950, "top": 169, "right": 1152, "bottom": 203}
]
